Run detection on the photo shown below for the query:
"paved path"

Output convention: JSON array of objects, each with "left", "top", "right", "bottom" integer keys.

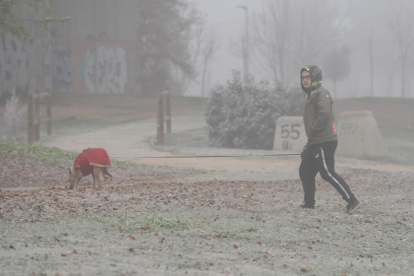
[
  {"left": 41, "top": 113, "right": 414, "bottom": 183},
  {"left": 43, "top": 116, "right": 206, "bottom": 159}
]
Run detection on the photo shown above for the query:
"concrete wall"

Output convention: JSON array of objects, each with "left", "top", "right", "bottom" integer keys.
[
  {"left": 273, "top": 112, "right": 388, "bottom": 160},
  {"left": 52, "top": 0, "right": 139, "bottom": 94},
  {"left": 336, "top": 111, "right": 388, "bottom": 158},
  {"left": 0, "top": 0, "right": 139, "bottom": 96}
]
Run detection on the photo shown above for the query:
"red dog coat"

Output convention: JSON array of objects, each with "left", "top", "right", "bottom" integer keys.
[{"left": 73, "top": 148, "right": 111, "bottom": 176}]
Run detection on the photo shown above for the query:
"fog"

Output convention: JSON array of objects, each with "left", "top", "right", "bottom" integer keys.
[
  {"left": 1, "top": 3, "right": 414, "bottom": 274},
  {"left": 192, "top": 0, "right": 414, "bottom": 99},
  {"left": 0, "top": 0, "right": 414, "bottom": 98},
  {"left": 188, "top": 0, "right": 260, "bottom": 96}
]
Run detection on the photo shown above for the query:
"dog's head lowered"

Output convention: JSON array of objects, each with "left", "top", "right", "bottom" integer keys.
[{"left": 68, "top": 166, "right": 82, "bottom": 190}]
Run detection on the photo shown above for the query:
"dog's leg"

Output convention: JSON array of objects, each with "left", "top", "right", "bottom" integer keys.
[
  {"left": 93, "top": 167, "right": 102, "bottom": 190},
  {"left": 75, "top": 177, "right": 81, "bottom": 190},
  {"left": 102, "top": 169, "right": 108, "bottom": 181},
  {"left": 92, "top": 171, "right": 96, "bottom": 189},
  {"left": 74, "top": 169, "right": 83, "bottom": 190},
  {"left": 103, "top": 168, "right": 113, "bottom": 183}
]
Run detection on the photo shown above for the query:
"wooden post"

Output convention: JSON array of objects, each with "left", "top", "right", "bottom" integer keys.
[
  {"left": 157, "top": 92, "right": 164, "bottom": 145},
  {"left": 27, "top": 90, "right": 52, "bottom": 143},
  {"left": 164, "top": 90, "right": 171, "bottom": 134},
  {"left": 34, "top": 90, "right": 40, "bottom": 141},
  {"left": 28, "top": 92, "right": 35, "bottom": 144},
  {"left": 47, "top": 90, "right": 52, "bottom": 136}
]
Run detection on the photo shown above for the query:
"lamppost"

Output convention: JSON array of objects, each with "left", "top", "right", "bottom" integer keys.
[{"left": 236, "top": 5, "right": 249, "bottom": 81}]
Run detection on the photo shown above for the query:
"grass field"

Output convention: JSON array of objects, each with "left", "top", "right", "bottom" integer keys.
[
  {"left": 1, "top": 95, "right": 414, "bottom": 275},
  {"left": 1, "top": 169, "right": 413, "bottom": 275}
]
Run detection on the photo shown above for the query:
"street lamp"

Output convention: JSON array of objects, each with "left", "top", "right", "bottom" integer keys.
[{"left": 236, "top": 5, "right": 249, "bottom": 81}]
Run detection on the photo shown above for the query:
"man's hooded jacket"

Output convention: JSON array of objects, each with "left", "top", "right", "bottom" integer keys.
[{"left": 300, "top": 65, "right": 337, "bottom": 145}]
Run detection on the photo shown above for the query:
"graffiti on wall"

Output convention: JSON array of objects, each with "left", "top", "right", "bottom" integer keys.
[
  {"left": 51, "top": 46, "right": 73, "bottom": 93},
  {"left": 0, "top": 33, "right": 57, "bottom": 95},
  {"left": 82, "top": 45, "right": 128, "bottom": 94},
  {"left": 0, "top": 34, "right": 32, "bottom": 93},
  {"left": 338, "top": 122, "right": 365, "bottom": 136},
  {"left": 0, "top": 37, "right": 136, "bottom": 95},
  {"left": 73, "top": 40, "right": 136, "bottom": 94}
]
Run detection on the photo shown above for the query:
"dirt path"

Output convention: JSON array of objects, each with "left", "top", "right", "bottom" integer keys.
[
  {"left": 42, "top": 113, "right": 413, "bottom": 182},
  {"left": 135, "top": 155, "right": 414, "bottom": 174},
  {"left": 39, "top": 95, "right": 414, "bottom": 179}
]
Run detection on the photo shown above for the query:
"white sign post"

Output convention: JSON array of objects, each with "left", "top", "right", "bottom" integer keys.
[{"left": 273, "top": 116, "right": 307, "bottom": 152}]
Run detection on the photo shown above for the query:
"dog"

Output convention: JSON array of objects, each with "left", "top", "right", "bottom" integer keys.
[{"left": 68, "top": 148, "right": 113, "bottom": 190}]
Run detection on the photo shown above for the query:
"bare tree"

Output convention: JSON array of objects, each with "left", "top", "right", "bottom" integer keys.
[
  {"left": 252, "top": 0, "right": 294, "bottom": 84},
  {"left": 252, "top": 0, "right": 348, "bottom": 85},
  {"left": 0, "top": 0, "right": 70, "bottom": 42},
  {"left": 322, "top": 45, "right": 351, "bottom": 97},
  {"left": 200, "top": 34, "right": 220, "bottom": 97},
  {"left": 293, "top": 1, "right": 347, "bottom": 63},
  {"left": 348, "top": 0, "right": 395, "bottom": 98},
  {"left": 171, "top": 7, "right": 220, "bottom": 97},
  {"left": 173, "top": 7, "right": 206, "bottom": 95},
  {"left": 388, "top": 0, "right": 414, "bottom": 98},
  {"left": 367, "top": 34, "right": 375, "bottom": 97},
  {"left": 228, "top": 14, "right": 254, "bottom": 82}
]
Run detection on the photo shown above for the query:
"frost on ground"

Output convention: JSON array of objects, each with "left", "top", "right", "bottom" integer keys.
[
  {"left": 1, "top": 169, "right": 413, "bottom": 276},
  {"left": 0, "top": 152, "right": 198, "bottom": 189}
]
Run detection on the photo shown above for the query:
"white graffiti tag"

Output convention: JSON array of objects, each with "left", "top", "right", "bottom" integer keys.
[
  {"left": 81, "top": 45, "right": 128, "bottom": 94},
  {"left": 52, "top": 46, "right": 73, "bottom": 92},
  {"left": 0, "top": 35, "right": 31, "bottom": 92}
]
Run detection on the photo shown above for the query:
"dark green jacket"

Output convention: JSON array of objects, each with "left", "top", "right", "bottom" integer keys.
[{"left": 301, "top": 65, "right": 337, "bottom": 145}]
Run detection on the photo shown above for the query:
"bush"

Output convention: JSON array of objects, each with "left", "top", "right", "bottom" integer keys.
[
  {"left": 205, "top": 71, "right": 304, "bottom": 150},
  {"left": 0, "top": 91, "right": 27, "bottom": 143}
]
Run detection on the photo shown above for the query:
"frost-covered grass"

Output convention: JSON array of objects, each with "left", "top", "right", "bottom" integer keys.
[
  {"left": 0, "top": 140, "right": 144, "bottom": 169},
  {"left": 378, "top": 124, "right": 414, "bottom": 166},
  {"left": 1, "top": 171, "right": 413, "bottom": 275}
]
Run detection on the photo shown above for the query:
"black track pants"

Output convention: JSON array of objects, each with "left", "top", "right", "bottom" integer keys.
[{"left": 299, "top": 140, "right": 356, "bottom": 205}]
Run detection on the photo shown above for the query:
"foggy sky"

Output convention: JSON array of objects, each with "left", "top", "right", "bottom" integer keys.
[
  {"left": 187, "top": 0, "right": 262, "bottom": 96},
  {"left": 190, "top": 0, "right": 414, "bottom": 99}
]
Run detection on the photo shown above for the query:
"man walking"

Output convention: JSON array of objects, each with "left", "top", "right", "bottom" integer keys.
[{"left": 299, "top": 65, "right": 361, "bottom": 214}]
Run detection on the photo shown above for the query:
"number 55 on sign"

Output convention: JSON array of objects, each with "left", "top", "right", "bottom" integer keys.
[{"left": 273, "top": 117, "right": 307, "bottom": 152}]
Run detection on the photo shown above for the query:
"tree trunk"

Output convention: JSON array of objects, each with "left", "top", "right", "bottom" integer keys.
[
  {"left": 388, "top": 76, "right": 393, "bottom": 97},
  {"left": 369, "top": 59, "right": 374, "bottom": 97},
  {"left": 368, "top": 38, "right": 374, "bottom": 97},
  {"left": 201, "top": 60, "right": 208, "bottom": 98},
  {"left": 401, "top": 60, "right": 406, "bottom": 98}
]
